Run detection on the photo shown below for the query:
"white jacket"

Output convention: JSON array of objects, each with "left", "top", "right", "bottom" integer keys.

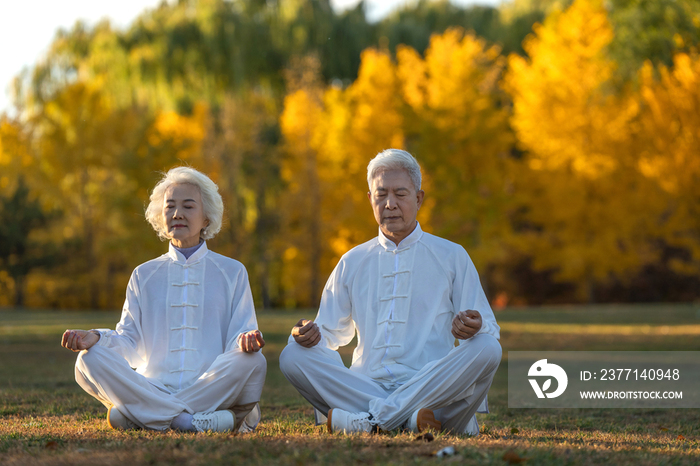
[
  {"left": 95, "top": 242, "right": 259, "bottom": 392},
  {"left": 304, "top": 223, "right": 499, "bottom": 389}
]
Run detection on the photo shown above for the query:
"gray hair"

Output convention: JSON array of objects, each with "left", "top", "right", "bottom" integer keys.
[
  {"left": 367, "top": 149, "right": 422, "bottom": 191},
  {"left": 145, "top": 166, "right": 224, "bottom": 241}
]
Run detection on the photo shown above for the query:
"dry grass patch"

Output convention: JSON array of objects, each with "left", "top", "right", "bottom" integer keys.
[
  {"left": 2, "top": 410, "right": 698, "bottom": 465},
  {"left": 1, "top": 305, "right": 699, "bottom": 465}
]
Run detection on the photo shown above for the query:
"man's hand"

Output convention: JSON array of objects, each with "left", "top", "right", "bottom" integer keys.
[
  {"left": 61, "top": 329, "right": 99, "bottom": 352},
  {"left": 291, "top": 319, "right": 321, "bottom": 348},
  {"left": 240, "top": 330, "right": 265, "bottom": 353},
  {"left": 451, "top": 310, "right": 482, "bottom": 340}
]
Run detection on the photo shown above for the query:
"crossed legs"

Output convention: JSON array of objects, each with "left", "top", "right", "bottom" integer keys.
[
  {"left": 280, "top": 333, "right": 501, "bottom": 434},
  {"left": 75, "top": 345, "right": 267, "bottom": 431}
]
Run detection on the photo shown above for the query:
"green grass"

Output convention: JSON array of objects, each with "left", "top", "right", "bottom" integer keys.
[{"left": 1, "top": 304, "right": 699, "bottom": 465}]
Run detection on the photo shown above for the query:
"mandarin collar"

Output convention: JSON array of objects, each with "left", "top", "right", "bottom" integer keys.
[
  {"left": 168, "top": 241, "right": 209, "bottom": 264},
  {"left": 378, "top": 222, "right": 423, "bottom": 251}
]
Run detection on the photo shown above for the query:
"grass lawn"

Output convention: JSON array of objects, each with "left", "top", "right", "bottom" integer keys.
[{"left": 1, "top": 304, "right": 699, "bottom": 465}]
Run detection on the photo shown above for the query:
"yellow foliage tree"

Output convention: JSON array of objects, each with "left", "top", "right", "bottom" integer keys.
[
  {"left": 0, "top": 117, "right": 34, "bottom": 194},
  {"left": 23, "top": 81, "right": 209, "bottom": 308},
  {"left": 321, "top": 48, "right": 406, "bottom": 253},
  {"left": 279, "top": 87, "right": 324, "bottom": 306},
  {"left": 637, "top": 53, "right": 700, "bottom": 274},
  {"left": 280, "top": 32, "right": 518, "bottom": 304},
  {"left": 505, "top": 0, "right": 628, "bottom": 176},
  {"left": 397, "top": 28, "right": 514, "bottom": 267},
  {"left": 503, "top": 0, "right": 661, "bottom": 299},
  {"left": 280, "top": 50, "right": 405, "bottom": 306}
]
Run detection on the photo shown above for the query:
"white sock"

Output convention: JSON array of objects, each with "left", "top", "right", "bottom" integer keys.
[{"left": 170, "top": 412, "right": 194, "bottom": 431}]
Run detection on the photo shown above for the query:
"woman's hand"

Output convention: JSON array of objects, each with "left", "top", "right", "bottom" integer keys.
[
  {"left": 61, "top": 329, "right": 100, "bottom": 352},
  {"left": 240, "top": 330, "right": 265, "bottom": 353}
]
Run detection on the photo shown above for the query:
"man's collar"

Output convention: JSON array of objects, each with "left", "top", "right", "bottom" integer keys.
[
  {"left": 168, "top": 241, "right": 209, "bottom": 263},
  {"left": 378, "top": 222, "right": 423, "bottom": 251}
]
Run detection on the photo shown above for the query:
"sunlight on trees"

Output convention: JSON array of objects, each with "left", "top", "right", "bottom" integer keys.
[
  {"left": 2, "top": 0, "right": 700, "bottom": 307},
  {"left": 504, "top": 0, "right": 669, "bottom": 300},
  {"left": 637, "top": 53, "right": 700, "bottom": 275}
]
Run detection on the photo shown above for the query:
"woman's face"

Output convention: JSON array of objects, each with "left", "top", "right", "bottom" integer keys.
[{"left": 162, "top": 183, "right": 208, "bottom": 249}]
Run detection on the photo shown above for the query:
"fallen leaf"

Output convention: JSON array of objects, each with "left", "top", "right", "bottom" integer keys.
[
  {"left": 510, "top": 428, "right": 520, "bottom": 434},
  {"left": 659, "top": 426, "right": 669, "bottom": 431},
  {"left": 503, "top": 450, "right": 526, "bottom": 464},
  {"left": 45, "top": 441, "right": 58, "bottom": 450},
  {"left": 677, "top": 435, "right": 685, "bottom": 440},
  {"left": 414, "top": 433, "right": 434, "bottom": 442}
]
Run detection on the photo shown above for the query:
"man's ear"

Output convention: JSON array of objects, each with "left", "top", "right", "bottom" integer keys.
[{"left": 416, "top": 190, "right": 425, "bottom": 209}]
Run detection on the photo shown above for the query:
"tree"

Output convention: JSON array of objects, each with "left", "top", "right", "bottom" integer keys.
[
  {"left": 24, "top": 81, "right": 210, "bottom": 308},
  {"left": 396, "top": 28, "right": 515, "bottom": 267},
  {"left": 202, "top": 90, "right": 283, "bottom": 308},
  {"left": 503, "top": 0, "right": 660, "bottom": 300},
  {"left": 280, "top": 49, "right": 405, "bottom": 306},
  {"left": 0, "top": 179, "right": 61, "bottom": 307},
  {"left": 279, "top": 55, "right": 328, "bottom": 307},
  {"left": 608, "top": 0, "right": 700, "bottom": 82},
  {"left": 636, "top": 52, "right": 700, "bottom": 275},
  {"left": 280, "top": 30, "right": 518, "bottom": 303},
  {"left": 0, "top": 117, "right": 63, "bottom": 307}
]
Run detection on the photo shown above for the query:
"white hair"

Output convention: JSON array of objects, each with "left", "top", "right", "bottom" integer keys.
[
  {"left": 145, "top": 166, "right": 224, "bottom": 241},
  {"left": 367, "top": 149, "right": 422, "bottom": 191}
]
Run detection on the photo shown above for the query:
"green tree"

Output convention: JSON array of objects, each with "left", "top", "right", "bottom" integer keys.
[
  {"left": 0, "top": 179, "right": 61, "bottom": 307},
  {"left": 608, "top": 0, "right": 700, "bottom": 81},
  {"left": 203, "top": 90, "right": 283, "bottom": 308}
]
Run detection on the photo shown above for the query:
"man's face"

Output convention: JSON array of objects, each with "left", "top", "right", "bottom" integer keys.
[{"left": 368, "top": 168, "right": 424, "bottom": 245}]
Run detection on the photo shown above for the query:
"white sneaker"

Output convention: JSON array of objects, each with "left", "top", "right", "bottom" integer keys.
[
  {"left": 107, "top": 406, "right": 139, "bottom": 430},
  {"left": 192, "top": 410, "right": 236, "bottom": 433},
  {"left": 327, "top": 408, "right": 378, "bottom": 434},
  {"left": 237, "top": 403, "right": 261, "bottom": 433},
  {"left": 407, "top": 408, "right": 441, "bottom": 433}
]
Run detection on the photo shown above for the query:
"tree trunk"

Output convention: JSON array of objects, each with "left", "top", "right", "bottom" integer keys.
[
  {"left": 80, "top": 169, "right": 100, "bottom": 309},
  {"left": 585, "top": 278, "right": 596, "bottom": 304},
  {"left": 308, "top": 148, "right": 322, "bottom": 308},
  {"left": 13, "top": 274, "right": 25, "bottom": 308}
]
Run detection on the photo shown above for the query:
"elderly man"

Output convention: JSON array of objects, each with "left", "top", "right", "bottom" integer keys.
[{"left": 280, "top": 149, "right": 501, "bottom": 435}]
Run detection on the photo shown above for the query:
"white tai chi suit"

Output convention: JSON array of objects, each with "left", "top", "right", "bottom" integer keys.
[
  {"left": 74, "top": 242, "right": 267, "bottom": 431},
  {"left": 280, "top": 223, "right": 501, "bottom": 434}
]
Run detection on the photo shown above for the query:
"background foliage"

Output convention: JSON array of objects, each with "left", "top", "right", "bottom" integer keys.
[{"left": 2, "top": 0, "right": 700, "bottom": 309}]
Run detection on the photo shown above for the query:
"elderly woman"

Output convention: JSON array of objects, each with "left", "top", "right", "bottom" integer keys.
[{"left": 61, "top": 167, "right": 266, "bottom": 433}]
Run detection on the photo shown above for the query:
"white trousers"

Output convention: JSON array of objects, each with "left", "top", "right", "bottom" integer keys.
[
  {"left": 280, "top": 333, "right": 501, "bottom": 434},
  {"left": 75, "top": 345, "right": 267, "bottom": 431}
]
